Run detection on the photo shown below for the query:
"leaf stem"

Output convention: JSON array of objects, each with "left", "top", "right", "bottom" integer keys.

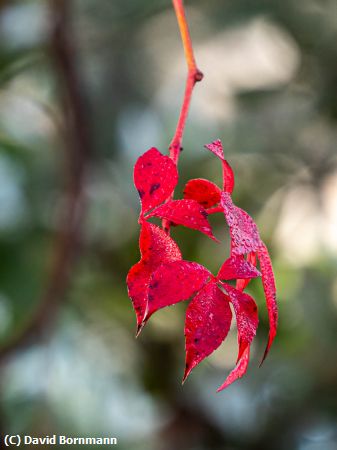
[
  {"left": 169, "top": 0, "right": 203, "bottom": 164},
  {"left": 206, "top": 206, "right": 223, "bottom": 215}
]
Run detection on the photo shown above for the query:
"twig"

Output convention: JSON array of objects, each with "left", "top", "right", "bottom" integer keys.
[
  {"left": 163, "top": 0, "right": 203, "bottom": 232},
  {"left": 169, "top": 0, "right": 203, "bottom": 163},
  {"left": 0, "top": 0, "right": 92, "bottom": 361}
]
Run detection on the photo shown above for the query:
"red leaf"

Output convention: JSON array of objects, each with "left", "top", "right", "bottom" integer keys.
[
  {"left": 217, "top": 346, "right": 250, "bottom": 392},
  {"left": 134, "top": 148, "right": 178, "bottom": 215},
  {"left": 222, "top": 283, "right": 258, "bottom": 362},
  {"left": 221, "top": 192, "right": 261, "bottom": 255},
  {"left": 236, "top": 252, "right": 257, "bottom": 291},
  {"left": 126, "top": 222, "right": 181, "bottom": 329},
  {"left": 147, "top": 199, "right": 217, "bottom": 241},
  {"left": 183, "top": 178, "right": 221, "bottom": 208},
  {"left": 217, "top": 255, "right": 261, "bottom": 280},
  {"left": 183, "top": 282, "right": 232, "bottom": 382},
  {"left": 126, "top": 261, "right": 152, "bottom": 332},
  {"left": 144, "top": 261, "right": 211, "bottom": 321},
  {"left": 204, "top": 140, "right": 235, "bottom": 193},
  {"left": 138, "top": 221, "right": 181, "bottom": 264},
  {"left": 221, "top": 160, "right": 235, "bottom": 194},
  {"left": 204, "top": 139, "right": 225, "bottom": 160},
  {"left": 257, "top": 242, "right": 278, "bottom": 364}
]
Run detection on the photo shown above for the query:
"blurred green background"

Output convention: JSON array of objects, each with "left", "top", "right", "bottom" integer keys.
[{"left": 0, "top": 0, "right": 337, "bottom": 449}]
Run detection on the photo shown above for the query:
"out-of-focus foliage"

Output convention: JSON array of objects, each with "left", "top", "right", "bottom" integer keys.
[{"left": 0, "top": 0, "right": 337, "bottom": 449}]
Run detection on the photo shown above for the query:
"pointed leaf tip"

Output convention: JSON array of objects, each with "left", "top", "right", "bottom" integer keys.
[
  {"left": 204, "top": 140, "right": 234, "bottom": 193},
  {"left": 259, "top": 330, "right": 276, "bottom": 367},
  {"left": 204, "top": 139, "right": 224, "bottom": 160},
  {"left": 182, "top": 365, "right": 190, "bottom": 384},
  {"left": 217, "top": 346, "right": 250, "bottom": 392},
  {"left": 135, "top": 321, "right": 145, "bottom": 338}
]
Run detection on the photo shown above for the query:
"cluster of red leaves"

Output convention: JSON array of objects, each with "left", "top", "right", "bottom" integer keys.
[{"left": 127, "top": 140, "right": 277, "bottom": 391}]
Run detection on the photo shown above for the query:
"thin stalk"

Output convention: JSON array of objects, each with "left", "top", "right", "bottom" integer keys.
[
  {"left": 163, "top": 0, "right": 203, "bottom": 232},
  {"left": 206, "top": 206, "right": 223, "bottom": 215},
  {"left": 169, "top": 0, "right": 203, "bottom": 164}
]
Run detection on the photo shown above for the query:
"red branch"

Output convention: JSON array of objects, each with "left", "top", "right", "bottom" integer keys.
[
  {"left": 169, "top": 0, "right": 203, "bottom": 164},
  {"left": 163, "top": 0, "right": 203, "bottom": 233}
]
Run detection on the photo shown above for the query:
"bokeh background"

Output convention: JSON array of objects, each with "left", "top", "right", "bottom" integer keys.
[{"left": 1, "top": 0, "right": 337, "bottom": 449}]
